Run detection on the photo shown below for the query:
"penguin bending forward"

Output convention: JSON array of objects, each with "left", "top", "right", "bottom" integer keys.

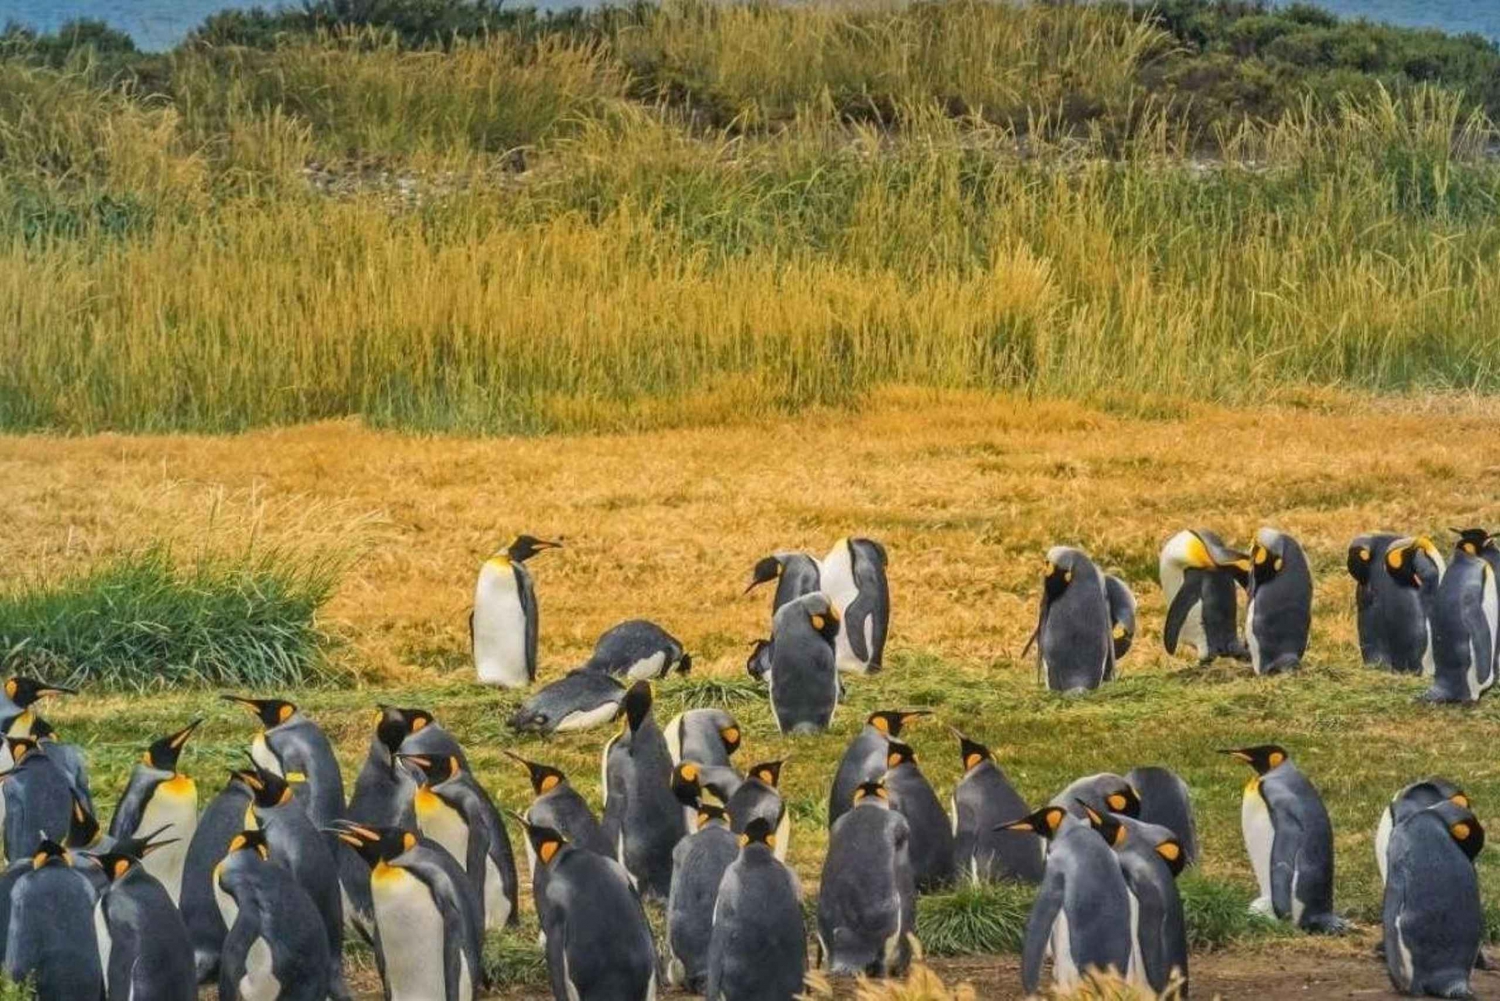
[
  {"left": 1375, "top": 778, "right": 1469, "bottom": 887},
  {"left": 666, "top": 803, "right": 740, "bottom": 992},
  {"left": 1246, "top": 529, "right": 1314, "bottom": 675},
  {"left": 601, "top": 681, "right": 688, "bottom": 900},
  {"left": 817, "top": 780, "right": 917, "bottom": 978},
  {"left": 1160, "top": 529, "right": 1250, "bottom": 663},
  {"left": 1383, "top": 800, "right": 1485, "bottom": 999},
  {"left": 820, "top": 536, "right": 891, "bottom": 674},
  {"left": 1033, "top": 547, "right": 1115, "bottom": 693}
]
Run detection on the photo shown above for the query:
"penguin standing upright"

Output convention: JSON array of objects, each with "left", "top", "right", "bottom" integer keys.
[
  {"left": 181, "top": 768, "right": 258, "bottom": 984},
  {"left": 1126, "top": 766, "right": 1199, "bottom": 868},
  {"left": 397, "top": 707, "right": 470, "bottom": 768},
  {"left": 1034, "top": 547, "right": 1115, "bottom": 693},
  {"left": 1383, "top": 800, "right": 1485, "bottom": 999},
  {"left": 0, "top": 679, "right": 75, "bottom": 771},
  {"left": 1350, "top": 534, "right": 1444, "bottom": 673},
  {"left": 334, "top": 824, "right": 485, "bottom": 1001},
  {"left": 665, "top": 803, "right": 740, "bottom": 991},
  {"left": 600, "top": 681, "right": 688, "bottom": 900},
  {"left": 1159, "top": 529, "right": 1250, "bottom": 663},
  {"left": 3, "top": 839, "right": 102, "bottom": 1001},
  {"left": 401, "top": 751, "right": 520, "bottom": 931},
  {"left": 828, "top": 710, "right": 929, "bottom": 826},
  {"left": 707, "top": 816, "right": 807, "bottom": 1001},
  {"left": 664, "top": 707, "right": 741, "bottom": 768},
  {"left": 223, "top": 694, "right": 346, "bottom": 827},
  {"left": 1078, "top": 806, "right": 1189, "bottom": 997},
  {"left": 1375, "top": 778, "right": 1469, "bottom": 886},
  {"left": 473, "top": 534, "right": 560, "bottom": 689},
  {"left": 820, "top": 536, "right": 891, "bottom": 674},
  {"left": 90, "top": 850, "right": 197, "bottom": 1001},
  {"left": 1223, "top": 745, "right": 1344, "bottom": 932},
  {"left": 767, "top": 593, "right": 843, "bottom": 735},
  {"left": 509, "top": 670, "right": 625, "bottom": 734},
  {"left": 950, "top": 731, "right": 1042, "bottom": 884},
  {"left": 1246, "top": 529, "right": 1314, "bottom": 675},
  {"left": 746, "top": 552, "right": 823, "bottom": 616},
  {"left": 817, "top": 780, "right": 917, "bottom": 978},
  {"left": 1003, "top": 806, "right": 1134, "bottom": 996},
  {"left": 1454, "top": 527, "right": 1500, "bottom": 575},
  {"left": 883, "top": 740, "right": 954, "bottom": 890},
  {"left": 583, "top": 620, "right": 691, "bottom": 679},
  {"left": 215, "top": 829, "right": 332, "bottom": 1001},
  {"left": 1422, "top": 547, "right": 1499, "bottom": 704},
  {"left": 0, "top": 736, "right": 75, "bottom": 860},
  {"left": 26, "top": 717, "right": 89, "bottom": 814},
  {"left": 108, "top": 718, "right": 201, "bottom": 904},
  {"left": 519, "top": 821, "right": 658, "bottom": 1001},
  {"left": 507, "top": 753, "right": 610, "bottom": 857},
  {"left": 344, "top": 705, "right": 421, "bottom": 937},
  {"left": 724, "top": 760, "right": 790, "bottom": 862}
]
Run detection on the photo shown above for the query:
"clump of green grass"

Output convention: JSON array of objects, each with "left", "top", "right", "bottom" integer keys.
[
  {"left": 0, "top": 977, "right": 33, "bottom": 1001},
  {"left": 1179, "top": 873, "right": 1290, "bottom": 950},
  {"left": 663, "top": 675, "right": 762, "bottom": 710},
  {"left": 483, "top": 926, "right": 548, "bottom": 987},
  {"left": 0, "top": 543, "right": 342, "bottom": 689},
  {"left": 916, "top": 879, "right": 1033, "bottom": 956}
]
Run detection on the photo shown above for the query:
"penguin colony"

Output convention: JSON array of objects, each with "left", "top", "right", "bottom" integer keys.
[{"left": 0, "top": 527, "right": 1493, "bottom": 1000}]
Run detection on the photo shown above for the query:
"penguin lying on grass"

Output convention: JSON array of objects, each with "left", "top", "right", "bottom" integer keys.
[
  {"left": 510, "top": 669, "right": 625, "bottom": 734},
  {"left": 584, "top": 619, "right": 691, "bottom": 679}
]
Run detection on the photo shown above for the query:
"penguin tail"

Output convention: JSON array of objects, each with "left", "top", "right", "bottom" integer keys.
[
  {"left": 1427, "top": 977, "right": 1475, "bottom": 1000},
  {"left": 788, "top": 722, "right": 824, "bottom": 736},
  {"left": 1299, "top": 912, "right": 1348, "bottom": 935}
]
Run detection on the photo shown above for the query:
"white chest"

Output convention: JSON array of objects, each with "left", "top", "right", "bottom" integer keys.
[
  {"left": 1242, "top": 783, "right": 1274, "bottom": 903},
  {"left": 473, "top": 561, "right": 527, "bottom": 688},
  {"left": 417, "top": 793, "right": 472, "bottom": 874},
  {"left": 135, "top": 779, "right": 197, "bottom": 904},
  {"left": 239, "top": 937, "right": 280, "bottom": 1001},
  {"left": 373, "top": 868, "right": 459, "bottom": 1000}
]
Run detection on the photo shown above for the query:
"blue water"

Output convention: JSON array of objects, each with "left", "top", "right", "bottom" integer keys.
[{"left": 1, "top": 0, "right": 1497, "bottom": 52}]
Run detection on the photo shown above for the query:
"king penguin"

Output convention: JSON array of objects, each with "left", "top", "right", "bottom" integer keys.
[
  {"left": 828, "top": 709, "right": 929, "bottom": 826},
  {"left": 0, "top": 736, "right": 75, "bottom": 861},
  {"left": 1033, "top": 547, "right": 1115, "bottom": 693},
  {"left": 1383, "top": 799, "right": 1485, "bottom": 999},
  {"left": 601, "top": 680, "right": 688, "bottom": 900},
  {"left": 397, "top": 706, "right": 470, "bottom": 768},
  {"left": 820, "top": 536, "right": 892, "bottom": 674},
  {"left": 27, "top": 716, "right": 90, "bottom": 814},
  {"left": 90, "top": 849, "right": 197, "bottom": 1001},
  {"left": 401, "top": 751, "right": 520, "bottom": 931},
  {"left": 1002, "top": 805, "right": 1133, "bottom": 996},
  {"left": 767, "top": 592, "right": 843, "bottom": 735},
  {"left": 181, "top": 768, "right": 259, "bottom": 983},
  {"left": 666, "top": 803, "right": 740, "bottom": 992},
  {"left": 1049, "top": 773, "right": 1142, "bottom": 821},
  {"left": 472, "top": 534, "right": 560, "bottom": 689},
  {"left": 950, "top": 730, "right": 1042, "bottom": 884},
  {"left": 883, "top": 740, "right": 954, "bottom": 890},
  {"left": 724, "top": 759, "right": 790, "bottom": 863},
  {"left": 215, "top": 829, "right": 333, "bottom": 1001},
  {"left": 0, "top": 678, "right": 74, "bottom": 770},
  {"left": 706, "top": 816, "right": 807, "bottom": 1001},
  {"left": 1126, "top": 766, "right": 1199, "bottom": 868},
  {"left": 509, "top": 669, "right": 625, "bottom": 734},
  {"left": 1104, "top": 573, "right": 1138, "bottom": 660},
  {"left": 1159, "top": 529, "right": 1251, "bottom": 663},
  {"left": 817, "top": 780, "right": 917, "bottom": 978},
  {"left": 746, "top": 551, "right": 823, "bottom": 616},
  {"left": 1223, "top": 744, "right": 1344, "bottom": 932},
  {"left": 1422, "top": 546, "right": 1499, "bottom": 704},
  {"left": 334, "top": 823, "right": 486, "bottom": 1001},
  {"left": 1246, "top": 528, "right": 1314, "bottom": 675},
  {"left": 344, "top": 705, "right": 421, "bottom": 938},
  {"left": 507, "top": 752, "right": 610, "bottom": 857},
  {"left": 223, "top": 694, "right": 346, "bottom": 827},
  {"left": 1375, "top": 778, "right": 1469, "bottom": 886},
  {"left": 3, "top": 838, "right": 102, "bottom": 1001},
  {"left": 584, "top": 619, "right": 691, "bottom": 679},
  {"left": 1454, "top": 527, "right": 1500, "bottom": 575},
  {"left": 518, "top": 820, "right": 658, "bottom": 1001},
  {"left": 1350, "top": 534, "right": 1444, "bottom": 674},
  {"left": 664, "top": 707, "right": 741, "bottom": 769},
  {"left": 108, "top": 717, "right": 201, "bottom": 904}
]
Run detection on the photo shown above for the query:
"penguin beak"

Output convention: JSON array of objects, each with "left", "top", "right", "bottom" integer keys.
[
  {"left": 1217, "top": 748, "right": 1253, "bottom": 763},
  {"left": 32, "top": 684, "right": 75, "bottom": 699},
  {"left": 168, "top": 718, "right": 204, "bottom": 749}
]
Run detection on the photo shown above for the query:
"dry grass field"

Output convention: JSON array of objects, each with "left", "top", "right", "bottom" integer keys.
[{"left": 5, "top": 391, "right": 1500, "bottom": 997}]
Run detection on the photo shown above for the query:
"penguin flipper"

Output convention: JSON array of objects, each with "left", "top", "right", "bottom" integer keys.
[
  {"left": 1021, "top": 867, "right": 1065, "bottom": 995},
  {"left": 218, "top": 917, "right": 253, "bottom": 1001},
  {"left": 844, "top": 591, "right": 874, "bottom": 664},
  {"left": 107, "top": 770, "right": 154, "bottom": 840},
  {"left": 1267, "top": 809, "right": 1303, "bottom": 922},
  {"left": 1163, "top": 570, "right": 1205, "bottom": 656},
  {"left": 518, "top": 564, "right": 539, "bottom": 684},
  {"left": 1459, "top": 586, "right": 1496, "bottom": 689}
]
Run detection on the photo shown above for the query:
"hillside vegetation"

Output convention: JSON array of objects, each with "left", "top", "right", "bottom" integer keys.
[{"left": 2, "top": 1, "right": 1500, "bottom": 434}]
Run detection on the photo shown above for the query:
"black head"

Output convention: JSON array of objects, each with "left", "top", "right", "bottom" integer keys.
[
  {"left": 30, "top": 838, "right": 71, "bottom": 870},
  {"left": 1453, "top": 528, "right": 1494, "bottom": 558},
  {"left": 331, "top": 822, "right": 416, "bottom": 868},
  {"left": 3, "top": 678, "right": 75, "bottom": 709},
  {"left": 749, "top": 760, "right": 784, "bottom": 788},
  {"left": 400, "top": 752, "right": 461, "bottom": 786},
  {"left": 1438, "top": 805, "right": 1486, "bottom": 861},
  {"left": 1347, "top": 538, "right": 1375, "bottom": 585},
  {"left": 507, "top": 535, "right": 561, "bottom": 563},
  {"left": 67, "top": 790, "right": 101, "bottom": 848},
  {"left": 1249, "top": 534, "right": 1286, "bottom": 587},
  {"left": 221, "top": 695, "right": 297, "bottom": 730},
  {"left": 717, "top": 720, "right": 742, "bottom": 756},
  {"left": 504, "top": 750, "right": 566, "bottom": 795},
  {"left": 740, "top": 816, "right": 777, "bottom": 851},
  {"left": 516, "top": 819, "right": 568, "bottom": 868},
  {"left": 248, "top": 767, "right": 295, "bottom": 809},
  {"left": 622, "top": 681, "right": 653, "bottom": 734},
  {"left": 954, "top": 730, "right": 991, "bottom": 772},
  {"left": 6, "top": 736, "right": 39, "bottom": 764},
  {"left": 1078, "top": 800, "right": 1127, "bottom": 848},
  {"left": 224, "top": 828, "right": 270, "bottom": 861},
  {"left": 1101, "top": 782, "right": 1142, "bottom": 818},
  {"left": 746, "top": 556, "right": 782, "bottom": 594},
  {"left": 745, "top": 639, "right": 773, "bottom": 680},
  {"left": 697, "top": 803, "right": 728, "bottom": 829},
  {"left": 997, "top": 805, "right": 1069, "bottom": 841},
  {"left": 852, "top": 780, "right": 889, "bottom": 806},
  {"left": 885, "top": 741, "right": 917, "bottom": 770},
  {"left": 1220, "top": 745, "right": 1289, "bottom": 776},
  {"left": 1043, "top": 557, "right": 1073, "bottom": 600},
  {"left": 90, "top": 852, "right": 141, "bottom": 883},
  {"left": 110, "top": 825, "right": 179, "bottom": 862},
  {"left": 672, "top": 762, "right": 705, "bottom": 808},
  {"left": 144, "top": 718, "right": 202, "bottom": 772},
  {"left": 226, "top": 766, "right": 263, "bottom": 795},
  {"left": 806, "top": 600, "right": 840, "bottom": 642},
  {"left": 867, "top": 709, "right": 930, "bottom": 738},
  {"left": 29, "top": 716, "right": 56, "bottom": 742},
  {"left": 374, "top": 705, "right": 433, "bottom": 755},
  {"left": 675, "top": 652, "right": 693, "bottom": 675}
]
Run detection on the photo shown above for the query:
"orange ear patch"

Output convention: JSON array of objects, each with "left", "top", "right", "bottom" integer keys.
[
  {"left": 539, "top": 775, "right": 560, "bottom": 793},
  {"left": 538, "top": 840, "right": 560, "bottom": 864}
]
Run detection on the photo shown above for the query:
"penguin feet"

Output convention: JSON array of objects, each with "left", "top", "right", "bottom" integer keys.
[
  {"left": 1262, "top": 654, "right": 1302, "bottom": 675},
  {"left": 1475, "top": 948, "right": 1494, "bottom": 971},
  {"left": 1298, "top": 912, "right": 1348, "bottom": 935},
  {"left": 1247, "top": 896, "right": 1275, "bottom": 918}
]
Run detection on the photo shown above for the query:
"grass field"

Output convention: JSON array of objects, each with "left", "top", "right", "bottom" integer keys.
[{"left": 6, "top": 394, "right": 1500, "bottom": 996}]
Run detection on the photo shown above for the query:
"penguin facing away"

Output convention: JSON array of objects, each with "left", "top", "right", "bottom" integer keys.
[
  {"left": 1454, "top": 527, "right": 1500, "bottom": 575},
  {"left": 1160, "top": 529, "right": 1250, "bottom": 663},
  {"left": 89, "top": 849, "right": 197, "bottom": 1001},
  {"left": 215, "top": 828, "right": 333, "bottom": 1001},
  {"left": 724, "top": 760, "right": 790, "bottom": 863},
  {"left": 108, "top": 717, "right": 201, "bottom": 904},
  {"left": 0, "top": 679, "right": 75, "bottom": 773},
  {"left": 600, "top": 681, "right": 688, "bottom": 900},
  {"left": 0, "top": 736, "right": 75, "bottom": 861},
  {"left": 1049, "top": 773, "right": 1142, "bottom": 822},
  {"left": 1103, "top": 574, "right": 1138, "bottom": 660},
  {"left": 666, "top": 803, "right": 741, "bottom": 992},
  {"left": 1223, "top": 745, "right": 1345, "bottom": 932},
  {"left": 883, "top": 740, "right": 955, "bottom": 891},
  {"left": 473, "top": 534, "right": 560, "bottom": 689},
  {"left": 222, "top": 694, "right": 347, "bottom": 828},
  {"left": 706, "top": 816, "right": 807, "bottom": 1001},
  {"left": 1034, "top": 547, "right": 1115, "bottom": 693},
  {"left": 1001, "top": 806, "right": 1134, "bottom": 996},
  {"left": 344, "top": 705, "right": 422, "bottom": 939},
  {"left": 26, "top": 716, "right": 90, "bottom": 813},
  {"left": 584, "top": 620, "right": 691, "bottom": 679},
  {"left": 767, "top": 592, "right": 843, "bottom": 735},
  {"left": 3, "top": 839, "right": 103, "bottom": 1001},
  {"left": 664, "top": 708, "right": 741, "bottom": 769},
  {"left": 518, "top": 820, "right": 658, "bottom": 1001},
  {"left": 820, "top": 536, "right": 891, "bottom": 674},
  {"left": 950, "top": 730, "right": 1043, "bottom": 884},
  {"left": 1350, "top": 534, "right": 1444, "bottom": 674},
  {"left": 181, "top": 768, "right": 258, "bottom": 984},
  {"left": 746, "top": 552, "right": 823, "bottom": 617},
  {"left": 1126, "top": 766, "right": 1199, "bottom": 868},
  {"left": 1422, "top": 548, "right": 1499, "bottom": 704},
  {"left": 1375, "top": 778, "right": 1469, "bottom": 887},
  {"left": 828, "top": 710, "right": 929, "bottom": 827},
  {"left": 817, "top": 780, "right": 917, "bottom": 978},
  {"left": 509, "top": 670, "right": 625, "bottom": 734},
  {"left": 1246, "top": 528, "right": 1314, "bottom": 675},
  {"left": 1383, "top": 800, "right": 1485, "bottom": 999}
]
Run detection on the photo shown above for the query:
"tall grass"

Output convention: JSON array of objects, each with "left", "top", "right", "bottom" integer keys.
[
  {"left": 0, "top": 544, "right": 342, "bottom": 689},
  {"left": 2, "top": 0, "right": 1500, "bottom": 434}
]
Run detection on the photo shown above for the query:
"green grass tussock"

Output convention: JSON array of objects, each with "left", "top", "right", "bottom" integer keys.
[
  {"left": 917, "top": 879, "right": 1033, "bottom": 956},
  {"left": 0, "top": 543, "right": 343, "bottom": 689},
  {"left": 1177, "top": 872, "right": 1289, "bottom": 951}
]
